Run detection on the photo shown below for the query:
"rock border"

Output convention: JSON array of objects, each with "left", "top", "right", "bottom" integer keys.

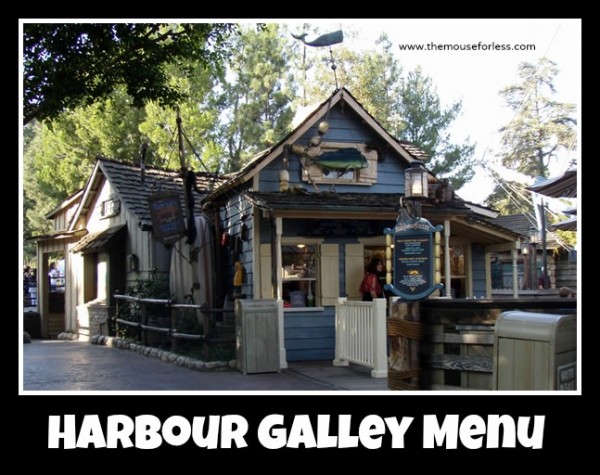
[{"left": 89, "top": 334, "right": 236, "bottom": 372}]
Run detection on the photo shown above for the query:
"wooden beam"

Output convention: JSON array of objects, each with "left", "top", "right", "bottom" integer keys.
[
  {"left": 425, "top": 333, "right": 494, "bottom": 345},
  {"left": 487, "top": 240, "right": 522, "bottom": 252},
  {"left": 428, "top": 354, "right": 493, "bottom": 373},
  {"left": 271, "top": 210, "right": 398, "bottom": 220}
]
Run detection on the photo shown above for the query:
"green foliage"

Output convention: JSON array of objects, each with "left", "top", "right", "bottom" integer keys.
[
  {"left": 484, "top": 179, "right": 534, "bottom": 215},
  {"left": 396, "top": 67, "right": 476, "bottom": 189},
  {"left": 139, "top": 61, "right": 221, "bottom": 172},
  {"left": 23, "top": 122, "right": 54, "bottom": 261},
  {"left": 498, "top": 57, "right": 576, "bottom": 178},
  {"left": 114, "top": 272, "right": 171, "bottom": 339},
  {"left": 487, "top": 57, "right": 577, "bottom": 212},
  {"left": 216, "top": 24, "right": 296, "bottom": 172},
  {"left": 23, "top": 23, "right": 238, "bottom": 125},
  {"left": 30, "top": 87, "right": 148, "bottom": 198}
]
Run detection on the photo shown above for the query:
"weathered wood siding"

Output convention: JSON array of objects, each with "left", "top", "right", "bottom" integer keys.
[
  {"left": 554, "top": 249, "right": 577, "bottom": 291},
  {"left": 419, "top": 298, "right": 577, "bottom": 390}
]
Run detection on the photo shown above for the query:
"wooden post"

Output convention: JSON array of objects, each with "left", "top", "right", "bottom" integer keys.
[
  {"left": 444, "top": 219, "right": 452, "bottom": 297},
  {"left": 170, "top": 302, "right": 178, "bottom": 353},
  {"left": 387, "top": 298, "right": 423, "bottom": 390},
  {"left": 140, "top": 300, "right": 147, "bottom": 346}
]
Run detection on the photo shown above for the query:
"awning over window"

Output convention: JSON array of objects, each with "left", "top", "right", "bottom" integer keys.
[
  {"left": 551, "top": 217, "right": 577, "bottom": 232},
  {"left": 527, "top": 170, "right": 577, "bottom": 198},
  {"left": 71, "top": 224, "right": 126, "bottom": 254}
]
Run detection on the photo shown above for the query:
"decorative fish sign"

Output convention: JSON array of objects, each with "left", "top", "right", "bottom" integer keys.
[
  {"left": 291, "top": 30, "right": 344, "bottom": 47},
  {"left": 312, "top": 148, "right": 369, "bottom": 173}
]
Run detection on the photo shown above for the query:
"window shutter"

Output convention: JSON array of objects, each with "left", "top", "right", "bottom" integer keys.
[
  {"left": 358, "top": 148, "right": 379, "bottom": 184},
  {"left": 259, "top": 243, "right": 273, "bottom": 299},
  {"left": 319, "top": 243, "right": 339, "bottom": 306},
  {"left": 345, "top": 243, "right": 365, "bottom": 299},
  {"left": 301, "top": 146, "right": 323, "bottom": 183}
]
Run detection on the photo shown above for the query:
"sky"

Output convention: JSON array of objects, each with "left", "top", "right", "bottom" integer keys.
[{"left": 282, "top": 18, "right": 581, "bottom": 206}]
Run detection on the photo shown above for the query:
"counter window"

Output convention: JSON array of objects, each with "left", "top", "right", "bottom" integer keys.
[{"left": 282, "top": 244, "right": 317, "bottom": 308}]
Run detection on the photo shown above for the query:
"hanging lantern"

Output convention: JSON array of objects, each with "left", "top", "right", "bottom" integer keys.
[{"left": 405, "top": 160, "right": 428, "bottom": 199}]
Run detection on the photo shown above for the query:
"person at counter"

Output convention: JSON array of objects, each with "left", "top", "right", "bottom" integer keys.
[{"left": 360, "top": 258, "right": 384, "bottom": 301}]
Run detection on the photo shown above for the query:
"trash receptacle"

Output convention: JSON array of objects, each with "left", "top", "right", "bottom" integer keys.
[
  {"left": 23, "top": 311, "right": 42, "bottom": 339},
  {"left": 235, "top": 299, "right": 280, "bottom": 374},
  {"left": 493, "top": 311, "right": 577, "bottom": 390}
]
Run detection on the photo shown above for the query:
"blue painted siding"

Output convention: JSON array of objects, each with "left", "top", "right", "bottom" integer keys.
[
  {"left": 258, "top": 102, "right": 407, "bottom": 195},
  {"left": 284, "top": 308, "right": 335, "bottom": 361},
  {"left": 219, "top": 188, "right": 255, "bottom": 299},
  {"left": 471, "top": 243, "right": 486, "bottom": 297}
]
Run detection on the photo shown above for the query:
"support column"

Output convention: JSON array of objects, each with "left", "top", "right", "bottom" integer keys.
[
  {"left": 275, "top": 217, "right": 282, "bottom": 300},
  {"left": 388, "top": 298, "right": 422, "bottom": 390},
  {"left": 444, "top": 219, "right": 451, "bottom": 297},
  {"left": 511, "top": 247, "right": 519, "bottom": 298}
]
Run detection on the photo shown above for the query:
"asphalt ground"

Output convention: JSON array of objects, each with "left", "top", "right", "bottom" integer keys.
[{"left": 21, "top": 339, "right": 389, "bottom": 393}]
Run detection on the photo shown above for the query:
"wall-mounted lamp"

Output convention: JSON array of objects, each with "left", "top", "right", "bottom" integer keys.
[
  {"left": 401, "top": 160, "right": 428, "bottom": 219},
  {"left": 129, "top": 254, "right": 139, "bottom": 272}
]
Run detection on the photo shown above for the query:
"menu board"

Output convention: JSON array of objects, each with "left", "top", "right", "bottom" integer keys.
[
  {"left": 147, "top": 192, "right": 186, "bottom": 244},
  {"left": 394, "top": 233, "right": 433, "bottom": 298}
]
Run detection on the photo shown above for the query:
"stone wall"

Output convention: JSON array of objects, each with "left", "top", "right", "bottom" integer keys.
[{"left": 76, "top": 301, "right": 114, "bottom": 341}]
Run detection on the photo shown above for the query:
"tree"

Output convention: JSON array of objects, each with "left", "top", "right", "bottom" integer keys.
[
  {"left": 497, "top": 57, "right": 576, "bottom": 178},
  {"left": 486, "top": 57, "right": 576, "bottom": 212},
  {"left": 139, "top": 61, "right": 223, "bottom": 172},
  {"left": 484, "top": 176, "right": 532, "bottom": 216},
  {"left": 22, "top": 121, "right": 53, "bottom": 261},
  {"left": 395, "top": 67, "right": 476, "bottom": 190},
  {"left": 29, "top": 87, "right": 148, "bottom": 199},
  {"left": 216, "top": 24, "right": 296, "bottom": 173},
  {"left": 23, "top": 22, "right": 237, "bottom": 125}
]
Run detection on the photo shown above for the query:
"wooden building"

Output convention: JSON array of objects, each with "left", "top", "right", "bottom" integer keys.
[
  {"left": 28, "top": 158, "right": 219, "bottom": 339},
  {"left": 201, "top": 88, "right": 523, "bottom": 362}
]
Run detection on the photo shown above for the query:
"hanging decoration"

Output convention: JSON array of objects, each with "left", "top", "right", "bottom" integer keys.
[{"left": 291, "top": 29, "right": 343, "bottom": 89}]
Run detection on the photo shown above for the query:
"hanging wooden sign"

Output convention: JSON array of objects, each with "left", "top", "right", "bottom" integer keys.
[
  {"left": 384, "top": 216, "right": 443, "bottom": 300},
  {"left": 147, "top": 191, "right": 186, "bottom": 244}
]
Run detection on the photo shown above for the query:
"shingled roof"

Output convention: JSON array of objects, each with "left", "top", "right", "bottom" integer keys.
[
  {"left": 527, "top": 169, "right": 577, "bottom": 198},
  {"left": 245, "top": 191, "right": 471, "bottom": 215},
  {"left": 493, "top": 213, "right": 561, "bottom": 248},
  {"left": 69, "top": 158, "right": 224, "bottom": 230}
]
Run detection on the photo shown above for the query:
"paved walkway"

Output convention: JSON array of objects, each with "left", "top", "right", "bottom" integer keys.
[{"left": 21, "top": 340, "right": 389, "bottom": 392}]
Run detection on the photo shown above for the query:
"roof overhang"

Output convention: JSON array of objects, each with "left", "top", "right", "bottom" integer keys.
[
  {"left": 446, "top": 216, "right": 523, "bottom": 245},
  {"left": 44, "top": 189, "right": 84, "bottom": 220},
  {"left": 68, "top": 161, "right": 104, "bottom": 231},
  {"left": 551, "top": 217, "right": 577, "bottom": 232},
  {"left": 71, "top": 224, "right": 126, "bottom": 254},
  {"left": 245, "top": 191, "right": 516, "bottom": 245},
  {"left": 527, "top": 170, "right": 577, "bottom": 198},
  {"left": 26, "top": 228, "right": 88, "bottom": 242}
]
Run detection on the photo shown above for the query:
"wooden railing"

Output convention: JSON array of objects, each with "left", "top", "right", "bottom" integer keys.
[
  {"left": 333, "top": 298, "right": 388, "bottom": 378},
  {"left": 113, "top": 294, "right": 231, "bottom": 351}
]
